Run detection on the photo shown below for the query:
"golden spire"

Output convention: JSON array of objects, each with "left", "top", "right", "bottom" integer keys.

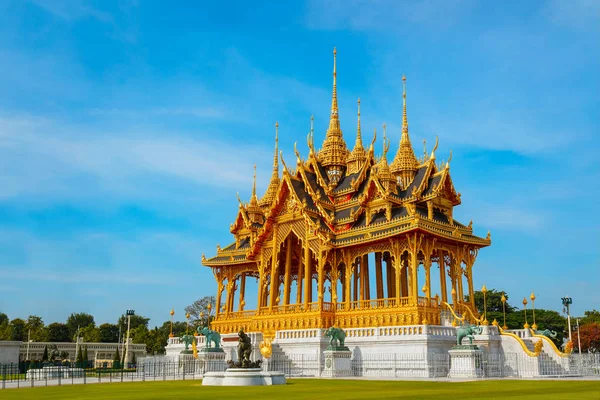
[
  {"left": 318, "top": 47, "right": 348, "bottom": 182},
  {"left": 390, "top": 75, "right": 418, "bottom": 184},
  {"left": 402, "top": 75, "right": 409, "bottom": 136},
  {"left": 346, "top": 98, "right": 366, "bottom": 174},
  {"left": 377, "top": 124, "right": 393, "bottom": 190},
  {"left": 331, "top": 47, "right": 338, "bottom": 120},
  {"left": 250, "top": 164, "right": 258, "bottom": 204},
  {"left": 259, "top": 123, "right": 281, "bottom": 208}
]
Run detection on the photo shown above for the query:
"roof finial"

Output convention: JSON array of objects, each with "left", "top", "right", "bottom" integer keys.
[
  {"left": 402, "top": 75, "right": 408, "bottom": 135},
  {"left": 273, "top": 122, "right": 279, "bottom": 176},
  {"left": 423, "top": 139, "right": 427, "bottom": 161},
  {"left": 252, "top": 164, "right": 257, "bottom": 199},
  {"left": 356, "top": 98, "right": 363, "bottom": 147},
  {"left": 382, "top": 123, "right": 389, "bottom": 158},
  {"left": 331, "top": 47, "right": 338, "bottom": 118}
]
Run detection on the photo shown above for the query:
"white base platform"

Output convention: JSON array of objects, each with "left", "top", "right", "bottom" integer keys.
[
  {"left": 202, "top": 368, "right": 286, "bottom": 386},
  {"left": 447, "top": 348, "right": 484, "bottom": 378},
  {"left": 321, "top": 349, "right": 352, "bottom": 378}
]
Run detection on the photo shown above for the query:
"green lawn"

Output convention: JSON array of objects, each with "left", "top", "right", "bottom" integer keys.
[{"left": 1, "top": 379, "right": 600, "bottom": 399}]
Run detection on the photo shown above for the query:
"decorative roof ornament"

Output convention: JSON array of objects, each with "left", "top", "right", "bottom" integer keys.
[
  {"left": 347, "top": 98, "right": 367, "bottom": 174},
  {"left": 247, "top": 164, "right": 263, "bottom": 223},
  {"left": 377, "top": 124, "right": 394, "bottom": 190},
  {"left": 318, "top": 47, "right": 348, "bottom": 183},
  {"left": 307, "top": 115, "right": 316, "bottom": 156},
  {"left": 259, "top": 122, "right": 281, "bottom": 208},
  {"left": 390, "top": 75, "right": 419, "bottom": 185}
]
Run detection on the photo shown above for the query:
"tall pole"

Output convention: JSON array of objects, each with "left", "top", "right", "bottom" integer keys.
[
  {"left": 124, "top": 309, "right": 134, "bottom": 367},
  {"left": 577, "top": 318, "right": 582, "bottom": 354},
  {"left": 482, "top": 285, "right": 488, "bottom": 325},
  {"left": 26, "top": 329, "right": 31, "bottom": 360},
  {"left": 169, "top": 308, "right": 174, "bottom": 338},
  {"left": 530, "top": 292, "right": 537, "bottom": 330},
  {"left": 522, "top": 297, "right": 529, "bottom": 329},
  {"left": 500, "top": 293, "right": 508, "bottom": 330},
  {"left": 562, "top": 297, "right": 573, "bottom": 343}
]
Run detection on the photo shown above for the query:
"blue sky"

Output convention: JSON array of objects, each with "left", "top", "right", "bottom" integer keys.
[{"left": 0, "top": 0, "right": 598, "bottom": 327}]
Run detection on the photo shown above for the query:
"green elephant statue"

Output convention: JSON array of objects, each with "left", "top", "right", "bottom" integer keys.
[
  {"left": 325, "top": 327, "right": 346, "bottom": 348},
  {"left": 456, "top": 324, "right": 482, "bottom": 346},
  {"left": 198, "top": 326, "right": 221, "bottom": 348}
]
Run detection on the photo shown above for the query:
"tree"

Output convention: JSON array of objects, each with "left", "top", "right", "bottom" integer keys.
[
  {"left": 80, "top": 325, "right": 100, "bottom": 342},
  {"left": 466, "top": 289, "right": 517, "bottom": 315},
  {"left": 66, "top": 313, "right": 95, "bottom": 338},
  {"left": 113, "top": 347, "right": 121, "bottom": 369},
  {"left": 185, "top": 296, "right": 216, "bottom": 326},
  {"left": 10, "top": 318, "right": 26, "bottom": 341},
  {"left": 580, "top": 310, "right": 600, "bottom": 326},
  {"left": 76, "top": 345, "right": 83, "bottom": 366},
  {"left": 98, "top": 323, "right": 120, "bottom": 343},
  {"left": 117, "top": 314, "right": 150, "bottom": 331},
  {"left": 25, "top": 315, "right": 46, "bottom": 341},
  {"left": 47, "top": 322, "right": 70, "bottom": 342},
  {"left": 575, "top": 323, "right": 600, "bottom": 353},
  {"left": 0, "top": 313, "right": 12, "bottom": 340},
  {"left": 83, "top": 346, "right": 89, "bottom": 364}
]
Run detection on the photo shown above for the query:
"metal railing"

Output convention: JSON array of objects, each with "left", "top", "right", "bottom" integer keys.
[{"left": 1, "top": 353, "right": 599, "bottom": 389}]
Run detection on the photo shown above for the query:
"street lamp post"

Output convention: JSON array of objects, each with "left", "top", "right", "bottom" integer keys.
[
  {"left": 561, "top": 296, "right": 572, "bottom": 343},
  {"left": 576, "top": 318, "right": 582, "bottom": 354},
  {"left": 530, "top": 292, "right": 537, "bottom": 331},
  {"left": 169, "top": 308, "right": 175, "bottom": 338},
  {"left": 481, "top": 285, "right": 488, "bottom": 325},
  {"left": 186, "top": 313, "right": 191, "bottom": 334},
  {"left": 124, "top": 309, "right": 134, "bottom": 368},
  {"left": 522, "top": 297, "right": 529, "bottom": 329},
  {"left": 501, "top": 293, "right": 508, "bottom": 330}
]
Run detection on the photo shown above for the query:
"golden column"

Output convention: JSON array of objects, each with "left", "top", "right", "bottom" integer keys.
[
  {"left": 481, "top": 284, "right": 489, "bottom": 325},
  {"left": 523, "top": 297, "right": 529, "bottom": 329},
  {"left": 353, "top": 257, "right": 359, "bottom": 302},
  {"left": 269, "top": 225, "right": 279, "bottom": 311},
  {"left": 283, "top": 237, "right": 292, "bottom": 305},
  {"left": 238, "top": 274, "right": 246, "bottom": 311},
  {"left": 394, "top": 252, "right": 401, "bottom": 305},
  {"left": 303, "top": 237, "right": 312, "bottom": 308},
  {"left": 363, "top": 254, "right": 370, "bottom": 301},
  {"left": 410, "top": 251, "right": 418, "bottom": 304},
  {"left": 296, "top": 253, "right": 303, "bottom": 305},
  {"left": 215, "top": 282, "right": 223, "bottom": 318},
  {"left": 317, "top": 254, "right": 325, "bottom": 310},
  {"left": 457, "top": 265, "right": 464, "bottom": 305},
  {"left": 439, "top": 250, "right": 447, "bottom": 303},
  {"left": 375, "top": 252, "right": 384, "bottom": 299},
  {"left": 386, "top": 254, "right": 395, "bottom": 298},
  {"left": 344, "top": 259, "right": 352, "bottom": 309},
  {"left": 424, "top": 257, "right": 432, "bottom": 302},
  {"left": 501, "top": 292, "right": 508, "bottom": 330},
  {"left": 530, "top": 292, "right": 537, "bottom": 330},
  {"left": 169, "top": 308, "right": 175, "bottom": 338},
  {"left": 449, "top": 256, "right": 457, "bottom": 306},
  {"left": 401, "top": 258, "right": 409, "bottom": 297}
]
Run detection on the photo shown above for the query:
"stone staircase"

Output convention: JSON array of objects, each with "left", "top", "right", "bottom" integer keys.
[{"left": 522, "top": 338, "right": 566, "bottom": 376}]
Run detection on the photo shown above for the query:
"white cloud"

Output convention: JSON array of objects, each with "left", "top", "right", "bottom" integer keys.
[
  {"left": 0, "top": 113, "right": 274, "bottom": 201},
  {"left": 27, "top": 0, "right": 113, "bottom": 22}
]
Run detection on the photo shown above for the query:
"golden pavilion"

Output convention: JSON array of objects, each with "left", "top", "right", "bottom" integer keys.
[{"left": 202, "top": 49, "right": 491, "bottom": 339}]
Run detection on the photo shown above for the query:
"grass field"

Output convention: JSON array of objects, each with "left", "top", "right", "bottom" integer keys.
[{"left": 2, "top": 379, "right": 600, "bottom": 400}]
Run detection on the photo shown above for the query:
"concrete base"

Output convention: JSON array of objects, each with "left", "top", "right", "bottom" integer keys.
[
  {"left": 197, "top": 348, "right": 226, "bottom": 374},
  {"left": 202, "top": 368, "right": 286, "bottom": 386},
  {"left": 321, "top": 349, "right": 352, "bottom": 378},
  {"left": 448, "top": 348, "right": 484, "bottom": 378}
]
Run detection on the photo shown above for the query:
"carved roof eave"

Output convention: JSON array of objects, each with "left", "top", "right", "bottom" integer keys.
[
  {"left": 413, "top": 158, "right": 436, "bottom": 197},
  {"left": 306, "top": 156, "right": 332, "bottom": 198},
  {"left": 334, "top": 153, "right": 374, "bottom": 197},
  {"left": 333, "top": 217, "right": 491, "bottom": 248},
  {"left": 296, "top": 161, "right": 335, "bottom": 220},
  {"left": 436, "top": 167, "right": 461, "bottom": 206},
  {"left": 230, "top": 206, "right": 249, "bottom": 234}
]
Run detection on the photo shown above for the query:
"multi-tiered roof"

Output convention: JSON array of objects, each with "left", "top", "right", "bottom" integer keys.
[{"left": 203, "top": 49, "right": 490, "bottom": 267}]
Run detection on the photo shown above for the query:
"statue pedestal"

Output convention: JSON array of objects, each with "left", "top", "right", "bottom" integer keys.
[
  {"left": 197, "top": 348, "right": 226, "bottom": 375},
  {"left": 321, "top": 348, "right": 352, "bottom": 378},
  {"left": 202, "top": 368, "right": 286, "bottom": 386},
  {"left": 448, "top": 347, "right": 483, "bottom": 379}
]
